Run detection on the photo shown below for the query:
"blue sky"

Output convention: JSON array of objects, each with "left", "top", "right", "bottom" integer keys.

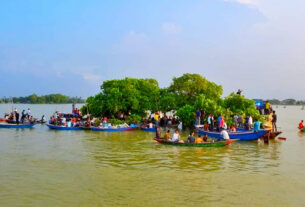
[{"left": 1, "top": 0, "right": 305, "bottom": 99}]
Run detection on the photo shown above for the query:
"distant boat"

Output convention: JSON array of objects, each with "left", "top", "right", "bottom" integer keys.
[
  {"left": 0, "top": 123, "right": 35, "bottom": 129},
  {"left": 198, "top": 129, "right": 268, "bottom": 141},
  {"left": 46, "top": 124, "right": 82, "bottom": 130}
]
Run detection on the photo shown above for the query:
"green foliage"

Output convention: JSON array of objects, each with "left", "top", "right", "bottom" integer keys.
[
  {"left": 109, "top": 119, "right": 125, "bottom": 126},
  {"left": 93, "top": 119, "right": 101, "bottom": 127},
  {"left": 176, "top": 105, "right": 196, "bottom": 128},
  {"left": 82, "top": 74, "right": 263, "bottom": 128},
  {"left": 125, "top": 114, "right": 142, "bottom": 124},
  {"left": 157, "top": 89, "right": 177, "bottom": 112},
  {"left": 169, "top": 73, "right": 223, "bottom": 107},
  {"left": 194, "top": 94, "right": 223, "bottom": 116},
  {"left": 0, "top": 94, "right": 85, "bottom": 104},
  {"left": 84, "top": 77, "right": 160, "bottom": 117},
  {"left": 223, "top": 93, "right": 262, "bottom": 121}
]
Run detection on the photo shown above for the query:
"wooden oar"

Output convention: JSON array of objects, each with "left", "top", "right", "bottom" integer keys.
[{"left": 278, "top": 137, "right": 286, "bottom": 141}]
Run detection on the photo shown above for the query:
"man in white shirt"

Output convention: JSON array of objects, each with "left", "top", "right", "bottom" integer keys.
[
  {"left": 248, "top": 116, "right": 253, "bottom": 128},
  {"left": 220, "top": 128, "right": 230, "bottom": 140}
]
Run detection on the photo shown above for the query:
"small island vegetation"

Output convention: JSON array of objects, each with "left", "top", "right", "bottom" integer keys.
[
  {"left": 0, "top": 94, "right": 85, "bottom": 104},
  {"left": 81, "top": 73, "right": 263, "bottom": 128}
]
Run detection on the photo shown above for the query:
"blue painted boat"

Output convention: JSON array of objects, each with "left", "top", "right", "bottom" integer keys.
[
  {"left": 198, "top": 129, "right": 268, "bottom": 141},
  {"left": 91, "top": 125, "right": 139, "bottom": 132},
  {"left": 0, "top": 123, "right": 35, "bottom": 129},
  {"left": 46, "top": 124, "right": 82, "bottom": 130},
  {"left": 141, "top": 127, "right": 156, "bottom": 132}
]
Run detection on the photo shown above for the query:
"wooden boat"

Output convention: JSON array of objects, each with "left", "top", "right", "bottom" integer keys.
[
  {"left": 141, "top": 127, "right": 156, "bottom": 132},
  {"left": 91, "top": 125, "right": 139, "bottom": 132},
  {"left": 198, "top": 129, "right": 268, "bottom": 141},
  {"left": 46, "top": 124, "right": 82, "bottom": 130},
  {"left": 0, "top": 123, "right": 35, "bottom": 129},
  {"left": 154, "top": 138, "right": 237, "bottom": 147}
]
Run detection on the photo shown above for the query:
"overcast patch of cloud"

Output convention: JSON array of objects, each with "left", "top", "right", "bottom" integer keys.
[{"left": 162, "top": 23, "right": 182, "bottom": 35}]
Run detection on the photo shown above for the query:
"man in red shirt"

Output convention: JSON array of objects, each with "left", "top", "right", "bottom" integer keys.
[{"left": 299, "top": 120, "right": 304, "bottom": 130}]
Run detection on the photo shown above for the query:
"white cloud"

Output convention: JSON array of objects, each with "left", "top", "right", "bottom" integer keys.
[
  {"left": 224, "top": 0, "right": 258, "bottom": 6},
  {"left": 81, "top": 73, "right": 101, "bottom": 83},
  {"left": 162, "top": 23, "right": 182, "bottom": 35}
]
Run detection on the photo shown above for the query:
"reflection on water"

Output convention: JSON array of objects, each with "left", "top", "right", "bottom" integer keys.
[{"left": 1, "top": 105, "right": 305, "bottom": 206}]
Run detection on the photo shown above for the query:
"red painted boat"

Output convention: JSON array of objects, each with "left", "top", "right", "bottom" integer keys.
[{"left": 0, "top": 118, "right": 6, "bottom": 122}]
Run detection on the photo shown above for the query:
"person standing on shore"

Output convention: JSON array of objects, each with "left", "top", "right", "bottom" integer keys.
[{"left": 195, "top": 109, "right": 201, "bottom": 125}]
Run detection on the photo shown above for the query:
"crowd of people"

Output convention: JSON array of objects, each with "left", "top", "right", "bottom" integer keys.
[
  {"left": 49, "top": 111, "right": 89, "bottom": 127},
  {"left": 198, "top": 110, "right": 277, "bottom": 133},
  {"left": 4, "top": 108, "right": 36, "bottom": 124},
  {"left": 156, "top": 129, "right": 211, "bottom": 143},
  {"left": 142, "top": 111, "right": 179, "bottom": 128}
]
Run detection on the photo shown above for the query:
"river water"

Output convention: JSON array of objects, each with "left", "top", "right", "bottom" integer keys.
[{"left": 0, "top": 104, "right": 305, "bottom": 207}]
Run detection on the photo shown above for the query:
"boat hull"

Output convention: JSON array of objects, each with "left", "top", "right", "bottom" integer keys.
[
  {"left": 237, "top": 128, "right": 282, "bottom": 139},
  {"left": 46, "top": 124, "right": 82, "bottom": 130},
  {"left": 0, "top": 123, "right": 35, "bottom": 129},
  {"left": 141, "top": 127, "right": 156, "bottom": 132},
  {"left": 198, "top": 129, "right": 268, "bottom": 141},
  {"left": 154, "top": 138, "right": 237, "bottom": 147},
  {"left": 91, "top": 125, "right": 139, "bottom": 132}
]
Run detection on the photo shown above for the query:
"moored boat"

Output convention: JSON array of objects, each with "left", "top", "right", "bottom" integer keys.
[
  {"left": 46, "top": 124, "right": 82, "bottom": 130},
  {"left": 154, "top": 138, "right": 237, "bottom": 147},
  {"left": 0, "top": 123, "right": 35, "bottom": 129},
  {"left": 198, "top": 129, "right": 268, "bottom": 141},
  {"left": 91, "top": 125, "right": 139, "bottom": 132}
]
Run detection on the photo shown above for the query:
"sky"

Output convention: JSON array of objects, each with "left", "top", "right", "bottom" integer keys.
[{"left": 1, "top": 0, "right": 305, "bottom": 99}]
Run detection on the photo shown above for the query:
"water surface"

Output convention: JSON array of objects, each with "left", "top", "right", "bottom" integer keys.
[{"left": 0, "top": 104, "right": 305, "bottom": 206}]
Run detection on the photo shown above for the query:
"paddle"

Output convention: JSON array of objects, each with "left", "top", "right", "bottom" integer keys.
[{"left": 278, "top": 137, "right": 287, "bottom": 141}]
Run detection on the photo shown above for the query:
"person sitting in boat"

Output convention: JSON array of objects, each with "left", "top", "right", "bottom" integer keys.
[
  {"left": 170, "top": 130, "right": 180, "bottom": 142},
  {"left": 195, "top": 134, "right": 203, "bottom": 144},
  {"left": 220, "top": 128, "right": 230, "bottom": 140},
  {"left": 299, "top": 120, "right": 304, "bottom": 130},
  {"left": 230, "top": 125, "right": 237, "bottom": 132},
  {"left": 67, "top": 119, "right": 72, "bottom": 127},
  {"left": 203, "top": 134, "right": 208, "bottom": 142},
  {"left": 187, "top": 131, "right": 195, "bottom": 143},
  {"left": 148, "top": 122, "right": 153, "bottom": 128},
  {"left": 164, "top": 130, "right": 171, "bottom": 140}
]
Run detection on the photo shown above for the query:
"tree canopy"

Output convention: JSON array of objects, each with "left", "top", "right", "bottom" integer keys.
[
  {"left": 82, "top": 73, "right": 263, "bottom": 127},
  {"left": 0, "top": 94, "right": 85, "bottom": 104}
]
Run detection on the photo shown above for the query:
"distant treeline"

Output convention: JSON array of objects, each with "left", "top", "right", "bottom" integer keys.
[
  {"left": 0, "top": 94, "right": 85, "bottom": 104},
  {"left": 259, "top": 99, "right": 305, "bottom": 105}
]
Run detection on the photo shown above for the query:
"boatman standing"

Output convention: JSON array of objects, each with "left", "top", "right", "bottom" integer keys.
[{"left": 299, "top": 120, "right": 304, "bottom": 130}]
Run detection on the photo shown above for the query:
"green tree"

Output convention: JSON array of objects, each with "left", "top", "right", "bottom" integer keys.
[
  {"left": 176, "top": 105, "right": 196, "bottom": 128},
  {"left": 223, "top": 93, "right": 262, "bottom": 121},
  {"left": 169, "top": 73, "right": 223, "bottom": 107}
]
